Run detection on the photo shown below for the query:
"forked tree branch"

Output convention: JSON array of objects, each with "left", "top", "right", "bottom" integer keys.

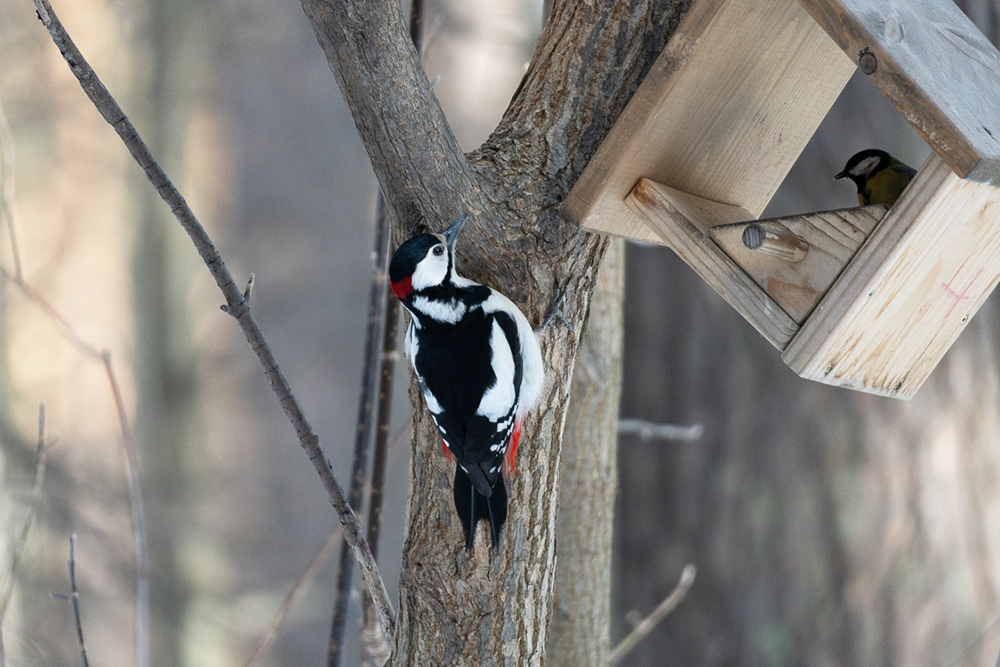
[
  {"left": 299, "top": 0, "right": 484, "bottom": 240},
  {"left": 29, "top": 0, "right": 396, "bottom": 638},
  {"left": 608, "top": 564, "right": 696, "bottom": 665}
]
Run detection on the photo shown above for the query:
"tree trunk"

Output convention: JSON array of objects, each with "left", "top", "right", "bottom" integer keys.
[
  {"left": 298, "top": 0, "right": 690, "bottom": 663},
  {"left": 548, "top": 238, "right": 624, "bottom": 667}
]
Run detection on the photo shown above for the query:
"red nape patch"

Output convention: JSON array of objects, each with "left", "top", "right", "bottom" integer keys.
[
  {"left": 390, "top": 276, "right": 413, "bottom": 300},
  {"left": 504, "top": 417, "right": 522, "bottom": 477},
  {"left": 441, "top": 437, "right": 454, "bottom": 462}
]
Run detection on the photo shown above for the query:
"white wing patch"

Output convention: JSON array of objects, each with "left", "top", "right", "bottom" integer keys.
[
  {"left": 403, "top": 321, "right": 418, "bottom": 362},
  {"left": 423, "top": 388, "right": 443, "bottom": 414},
  {"left": 405, "top": 319, "right": 442, "bottom": 414},
  {"left": 476, "top": 319, "right": 516, "bottom": 420},
  {"left": 480, "top": 291, "right": 544, "bottom": 413},
  {"left": 412, "top": 296, "right": 467, "bottom": 324}
]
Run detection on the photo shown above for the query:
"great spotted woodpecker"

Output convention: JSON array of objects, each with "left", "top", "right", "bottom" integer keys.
[{"left": 389, "top": 215, "right": 544, "bottom": 549}]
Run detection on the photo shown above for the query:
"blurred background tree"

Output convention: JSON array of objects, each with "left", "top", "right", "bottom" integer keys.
[{"left": 0, "top": 0, "right": 999, "bottom": 665}]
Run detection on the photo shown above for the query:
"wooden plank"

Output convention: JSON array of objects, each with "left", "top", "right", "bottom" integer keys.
[
  {"left": 799, "top": 0, "right": 1000, "bottom": 184},
  {"left": 783, "top": 153, "right": 1000, "bottom": 398},
  {"left": 562, "top": 0, "right": 856, "bottom": 243},
  {"left": 710, "top": 206, "right": 884, "bottom": 322},
  {"left": 626, "top": 179, "right": 799, "bottom": 348}
]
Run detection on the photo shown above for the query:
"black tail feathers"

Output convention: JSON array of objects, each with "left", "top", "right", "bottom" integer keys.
[{"left": 453, "top": 468, "right": 507, "bottom": 549}]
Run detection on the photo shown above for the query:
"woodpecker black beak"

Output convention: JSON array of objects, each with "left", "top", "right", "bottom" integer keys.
[{"left": 441, "top": 214, "right": 467, "bottom": 251}]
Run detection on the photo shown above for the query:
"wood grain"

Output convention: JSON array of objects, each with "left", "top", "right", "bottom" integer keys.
[
  {"left": 799, "top": 0, "right": 1000, "bottom": 184},
  {"left": 710, "top": 206, "right": 884, "bottom": 322},
  {"left": 562, "top": 0, "right": 856, "bottom": 243},
  {"left": 626, "top": 179, "right": 799, "bottom": 348},
  {"left": 783, "top": 153, "right": 1000, "bottom": 397}
]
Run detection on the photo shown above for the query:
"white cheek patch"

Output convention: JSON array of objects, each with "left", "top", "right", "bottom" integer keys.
[
  {"left": 851, "top": 156, "right": 881, "bottom": 177},
  {"left": 410, "top": 251, "right": 449, "bottom": 291}
]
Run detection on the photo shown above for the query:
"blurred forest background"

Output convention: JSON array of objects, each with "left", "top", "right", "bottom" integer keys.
[{"left": 1, "top": 0, "right": 1000, "bottom": 665}]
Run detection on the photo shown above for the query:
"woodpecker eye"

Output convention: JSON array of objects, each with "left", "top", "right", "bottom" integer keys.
[{"left": 432, "top": 245, "right": 445, "bottom": 256}]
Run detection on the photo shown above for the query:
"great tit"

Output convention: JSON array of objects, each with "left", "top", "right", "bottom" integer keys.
[{"left": 835, "top": 149, "right": 917, "bottom": 207}]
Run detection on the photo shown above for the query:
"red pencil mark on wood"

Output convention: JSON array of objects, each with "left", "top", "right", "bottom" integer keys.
[{"left": 941, "top": 268, "right": 984, "bottom": 319}]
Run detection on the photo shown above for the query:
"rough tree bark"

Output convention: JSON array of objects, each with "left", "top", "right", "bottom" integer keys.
[
  {"left": 298, "top": 0, "right": 690, "bottom": 663},
  {"left": 548, "top": 239, "right": 625, "bottom": 666}
]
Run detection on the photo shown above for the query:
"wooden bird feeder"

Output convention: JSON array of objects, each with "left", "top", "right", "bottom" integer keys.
[{"left": 563, "top": 0, "right": 1000, "bottom": 399}]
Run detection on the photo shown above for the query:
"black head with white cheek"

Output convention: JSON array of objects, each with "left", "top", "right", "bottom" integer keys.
[
  {"left": 834, "top": 148, "right": 890, "bottom": 186},
  {"left": 389, "top": 214, "right": 466, "bottom": 302}
]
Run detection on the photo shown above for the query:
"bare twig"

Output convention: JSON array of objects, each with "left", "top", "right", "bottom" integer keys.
[
  {"left": 608, "top": 564, "right": 696, "bottom": 665},
  {"left": 0, "top": 270, "right": 151, "bottom": 666},
  {"left": 328, "top": 197, "right": 392, "bottom": 667},
  {"left": 68, "top": 534, "right": 91, "bottom": 667},
  {"left": 360, "top": 278, "right": 400, "bottom": 667},
  {"left": 0, "top": 121, "right": 150, "bottom": 665},
  {"left": 1, "top": 404, "right": 50, "bottom": 614},
  {"left": 618, "top": 419, "right": 704, "bottom": 442},
  {"left": 0, "top": 96, "right": 23, "bottom": 281},
  {"left": 101, "top": 352, "right": 150, "bottom": 667},
  {"left": 0, "top": 404, "right": 50, "bottom": 667},
  {"left": 29, "top": 0, "right": 395, "bottom": 637},
  {"left": 245, "top": 526, "right": 342, "bottom": 667},
  {"left": 365, "top": 298, "right": 399, "bottom": 571},
  {"left": 0, "top": 268, "right": 102, "bottom": 358}
]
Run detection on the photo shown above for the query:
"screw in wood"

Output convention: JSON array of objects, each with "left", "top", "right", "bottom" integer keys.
[
  {"left": 858, "top": 47, "right": 877, "bottom": 75},
  {"left": 741, "top": 223, "right": 808, "bottom": 262}
]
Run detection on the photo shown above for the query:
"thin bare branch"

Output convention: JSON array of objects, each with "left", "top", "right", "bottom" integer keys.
[
  {"left": 366, "top": 298, "right": 399, "bottom": 570},
  {"left": 618, "top": 419, "right": 704, "bottom": 442},
  {"left": 0, "top": 404, "right": 50, "bottom": 667},
  {"left": 68, "top": 534, "right": 90, "bottom": 667},
  {"left": 608, "top": 564, "right": 696, "bottom": 666},
  {"left": 328, "top": 197, "right": 391, "bottom": 667},
  {"left": 0, "top": 167, "right": 150, "bottom": 666},
  {"left": 0, "top": 268, "right": 102, "bottom": 359},
  {"left": 1, "top": 404, "right": 50, "bottom": 615},
  {"left": 245, "top": 526, "right": 342, "bottom": 667},
  {"left": 359, "top": 282, "right": 400, "bottom": 667},
  {"left": 101, "top": 352, "right": 150, "bottom": 667},
  {"left": 0, "top": 95, "right": 23, "bottom": 281},
  {"left": 29, "top": 0, "right": 395, "bottom": 637}
]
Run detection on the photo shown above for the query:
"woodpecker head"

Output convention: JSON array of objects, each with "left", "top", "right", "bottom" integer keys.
[{"left": 389, "top": 214, "right": 466, "bottom": 301}]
